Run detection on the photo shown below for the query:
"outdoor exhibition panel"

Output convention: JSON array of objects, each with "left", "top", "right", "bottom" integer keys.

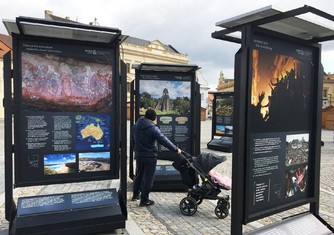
[
  {"left": 244, "top": 30, "right": 319, "bottom": 221},
  {"left": 207, "top": 92, "right": 234, "bottom": 152},
  {"left": 3, "top": 17, "right": 127, "bottom": 234},
  {"left": 13, "top": 35, "right": 119, "bottom": 186},
  {"left": 212, "top": 5, "right": 334, "bottom": 235},
  {"left": 130, "top": 63, "right": 201, "bottom": 190}
]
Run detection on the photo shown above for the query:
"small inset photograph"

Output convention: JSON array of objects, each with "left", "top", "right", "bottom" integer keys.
[
  {"left": 44, "top": 153, "right": 76, "bottom": 175},
  {"left": 284, "top": 165, "right": 308, "bottom": 198},
  {"left": 215, "top": 125, "right": 233, "bottom": 135},
  {"left": 79, "top": 152, "right": 110, "bottom": 172},
  {"left": 216, "top": 124, "right": 226, "bottom": 135},
  {"left": 75, "top": 114, "right": 111, "bottom": 151},
  {"left": 285, "top": 133, "right": 309, "bottom": 166},
  {"left": 139, "top": 80, "right": 191, "bottom": 116}
]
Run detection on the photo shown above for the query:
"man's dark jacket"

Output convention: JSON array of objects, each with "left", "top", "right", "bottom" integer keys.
[{"left": 133, "top": 117, "right": 178, "bottom": 157}]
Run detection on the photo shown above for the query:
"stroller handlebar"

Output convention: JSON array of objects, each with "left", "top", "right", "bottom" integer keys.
[{"left": 181, "top": 151, "right": 192, "bottom": 159}]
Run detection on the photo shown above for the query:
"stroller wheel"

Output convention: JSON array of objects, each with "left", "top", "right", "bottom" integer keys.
[
  {"left": 215, "top": 205, "right": 229, "bottom": 219},
  {"left": 188, "top": 193, "right": 203, "bottom": 205},
  {"left": 217, "top": 199, "right": 230, "bottom": 209},
  {"left": 179, "top": 197, "right": 198, "bottom": 216}
]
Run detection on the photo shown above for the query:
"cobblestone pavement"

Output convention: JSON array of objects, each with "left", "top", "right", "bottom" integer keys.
[{"left": 0, "top": 120, "right": 333, "bottom": 234}]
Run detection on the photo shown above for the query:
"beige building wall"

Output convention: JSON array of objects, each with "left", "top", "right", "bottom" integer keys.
[
  {"left": 120, "top": 39, "right": 188, "bottom": 101},
  {"left": 323, "top": 73, "right": 334, "bottom": 107},
  {"left": 0, "top": 35, "right": 188, "bottom": 119},
  {"left": 216, "top": 71, "right": 234, "bottom": 92}
]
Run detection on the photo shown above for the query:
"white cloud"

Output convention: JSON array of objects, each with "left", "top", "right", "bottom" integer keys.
[
  {"left": 140, "top": 80, "right": 191, "bottom": 99},
  {"left": 1, "top": 0, "right": 334, "bottom": 84}
]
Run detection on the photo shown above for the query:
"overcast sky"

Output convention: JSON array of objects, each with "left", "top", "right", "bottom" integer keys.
[{"left": 1, "top": 0, "right": 334, "bottom": 88}]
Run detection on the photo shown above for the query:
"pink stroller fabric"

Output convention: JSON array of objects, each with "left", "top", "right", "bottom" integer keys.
[{"left": 209, "top": 169, "right": 232, "bottom": 190}]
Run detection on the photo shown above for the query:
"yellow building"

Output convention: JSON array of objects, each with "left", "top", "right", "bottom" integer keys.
[
  {"left": 120, "top": 36, "right": 188, "bottom": 101},
  {"left": 44, "top": 10, "right": 189, "bottom": 102},
  {"left": 0, "top": 11, "right": 189, "bottom": 120},
  {"left": 323, "top": 73, "right": 334, "bottom": 107},
  {"left": 216, "top": 71, "right": 234, "bottom": 92}
]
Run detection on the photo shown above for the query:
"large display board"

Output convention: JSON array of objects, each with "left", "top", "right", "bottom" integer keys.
[
  {"left": 14, "top": 36, "right": 119, "bottom": 186},
  {"left": 136, "top": 72, "right": 193, "bottom": 160},
  {"left": 244, "top": 32, "right": 319, "bottom": 221},
  {"left": 212, "top": 92, "right": 233, "bottom": 137}
]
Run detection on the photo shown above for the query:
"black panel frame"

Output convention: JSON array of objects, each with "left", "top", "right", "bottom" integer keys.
[
  {"left": 12, "top": 34, "right": 121, "bottom": 187},
  {"left": 129, "top": 63, "right": 201, "bottom": 190}
]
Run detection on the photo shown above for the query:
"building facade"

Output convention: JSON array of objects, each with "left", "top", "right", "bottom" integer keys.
[
  {"left": 0, "top": 11, "right": 189, "bottom": 120},
  {"left": 216, "top": 71, "right": 234, "bottom": 92},
  {"left": 0, "top": 34, "right": 12, "bottom": 119},
  {"left": 120, "top": 37, "right": 188, "bottom": 101},
  {"left": 45, "top": 10, "right": 189, "bottom": 102},
  {"left": 323, "top": 73, "right": 334, "bottom": 107}
]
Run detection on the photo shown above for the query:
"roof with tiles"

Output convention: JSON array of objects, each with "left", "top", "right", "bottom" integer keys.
[
  {"left": 0, "top": 34, "right": 12, "bottom": 48},
  {"left": 123, "top": 36, "right": 180, "bottom": 53},
  {"left": 324, "top": 73, "right": 334, "bottom": 83}
]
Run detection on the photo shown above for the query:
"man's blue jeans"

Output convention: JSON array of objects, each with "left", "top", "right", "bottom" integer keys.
[{"left": 133, "top": 157, "right": 157, "bottom": 202}]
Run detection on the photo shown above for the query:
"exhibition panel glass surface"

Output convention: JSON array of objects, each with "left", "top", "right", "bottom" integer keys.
[
  {"left": 13, "top": 35, "right": 119, "bottom": 186},
  {"left": 134, "top": 66, "right": 198, "bottom": 161},
  {"left": 212, "top": 92, "right": 234, "bottom": 137},
  {"left": 243, "top": 32, "right": 320, "bottom": 221}
]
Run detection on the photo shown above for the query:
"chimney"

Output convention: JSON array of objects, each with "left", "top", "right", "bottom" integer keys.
[{"left": 44, "top": 10, "right": 53, "bottom": 20}]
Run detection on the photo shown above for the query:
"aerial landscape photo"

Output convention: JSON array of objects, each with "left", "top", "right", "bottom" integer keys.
[
  {"left": 79, "top": 152, "right": 110, "bottom": 172},
  {"left": 44, "top": 153, "right": 77, "bottom": 175}
]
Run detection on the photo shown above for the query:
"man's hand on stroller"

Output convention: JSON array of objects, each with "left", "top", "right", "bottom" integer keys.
[{"left": 177, "top": 148, "right": 182, "bottom": 154}]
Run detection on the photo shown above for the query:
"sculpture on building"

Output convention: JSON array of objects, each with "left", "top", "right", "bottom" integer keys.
[{"left": 219, "top": 71, "right": 225, "bottom": 85}]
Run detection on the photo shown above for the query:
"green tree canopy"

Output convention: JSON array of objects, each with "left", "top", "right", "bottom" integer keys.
[{"left": 140, "top": 92, "right": 157, "bottom": 109}]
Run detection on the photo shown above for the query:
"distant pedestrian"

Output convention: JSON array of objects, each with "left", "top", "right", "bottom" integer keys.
[{"left": 132, "top": 109, "right": 181, "bottom": 206}]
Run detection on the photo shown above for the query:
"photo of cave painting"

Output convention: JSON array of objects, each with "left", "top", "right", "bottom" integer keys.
[
  {"left": 21, "top": 52, "right": 113, "bottom": 112},
  {"left": 250, "top": 49, "right": 312, "bottom": 132}
]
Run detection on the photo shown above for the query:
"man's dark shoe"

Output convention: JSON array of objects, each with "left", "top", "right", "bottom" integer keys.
[
  {"left": 131, "top": 194, "right": 140, "bottom": 201},
  {"left": 139, "top": 199, "right": 155, "bottom": 207}
]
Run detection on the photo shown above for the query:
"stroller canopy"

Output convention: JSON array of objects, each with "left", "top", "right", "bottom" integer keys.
[{"left": 193, "top": 152, "right": 227, "bottom": 174}]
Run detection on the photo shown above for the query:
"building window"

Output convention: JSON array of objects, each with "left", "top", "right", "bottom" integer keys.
[{"left": 323, "top": 89, "right": 328, "bottom": 98}]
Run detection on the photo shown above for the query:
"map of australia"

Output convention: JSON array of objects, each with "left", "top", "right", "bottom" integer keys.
[
  {"left": 76, "top": 115, "right": 110, "bottom": 151},
  {"left": 80, "top": 124, "right": 104, "bottom": 140}
]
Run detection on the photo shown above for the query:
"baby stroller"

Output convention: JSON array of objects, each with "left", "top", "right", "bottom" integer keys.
[{"left": 172, "top": 152, "right": 231, "bottom": 219}]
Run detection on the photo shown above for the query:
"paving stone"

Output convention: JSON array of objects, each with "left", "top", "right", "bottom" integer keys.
[{"left": 0, "top": 121, "right": 333, "bottom": 234}]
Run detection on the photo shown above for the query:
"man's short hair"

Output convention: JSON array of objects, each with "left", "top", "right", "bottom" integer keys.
[{"left": 145, "top": 109, "right": 157, "bottom": 121}]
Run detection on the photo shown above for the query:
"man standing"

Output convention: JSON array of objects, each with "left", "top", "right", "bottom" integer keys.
[{"left": 132, "top": 109, "right": 182, "bottom": 206}]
